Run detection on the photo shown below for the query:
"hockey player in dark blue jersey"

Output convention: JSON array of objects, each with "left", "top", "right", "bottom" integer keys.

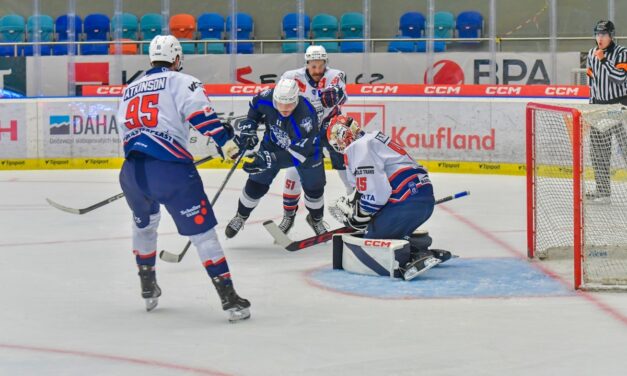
[{"left": 222, "top": 78, "right": 328, "bottom": 237}]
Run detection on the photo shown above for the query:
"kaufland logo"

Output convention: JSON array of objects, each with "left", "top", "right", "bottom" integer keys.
[
  {"left": 50, "top": 115, "right": 70, "bottom": 135},
  {"left": 341, "top": 104, "right": 385, "bottom": 130}
]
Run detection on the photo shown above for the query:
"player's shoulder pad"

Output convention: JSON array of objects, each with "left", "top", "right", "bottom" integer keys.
[
  {"left": 173, "top": 72, "right": 204, "bottom": 93},
  {"left": 327, "top": 68, "right": 347, "bottom": 85},
  {"left": 280, "top": 68, "right": 301, "bottom": 80}
]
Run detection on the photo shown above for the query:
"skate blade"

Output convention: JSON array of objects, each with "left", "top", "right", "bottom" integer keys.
[
  {"left": 228, "top": 307, "right": 251, "bottom": 323},
  {"left": 403, "top": 257, "right": 441, "bottom": 281},
  {"left": 145, "top": 297, "right": 159, "bottom": 312}
]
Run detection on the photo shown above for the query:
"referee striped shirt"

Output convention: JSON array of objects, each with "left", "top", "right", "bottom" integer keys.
[{"left": 587, "top": 42, "right": 627, "bottom": 104}]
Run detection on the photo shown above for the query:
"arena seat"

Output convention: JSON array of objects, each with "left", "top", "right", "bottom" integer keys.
[
  {"left": 170, "top": 13, "right": 197, "bottom": 54},
  {"left": 456, "top": 11, "right": 483, "bottom": 40},
  {"left": 140, "top": 13, "right": 161, "bottom": 54},
  {"left": 416, "top": 40, "right": 446, "bottom": 52},
  {"left": 433, "top": 11, "right": 455, "bottom": 39},
  {"left": 282, "top": 13, "right": 310, "bottom": 53},
  {"left": 197, "top": 13, "right": 225, "bottom": 54},
  {"left": 0, "top": 14, "right": 26, "bottom": 56},
  {"left": 111, "top": 13, "right": 138, "bottom": 40},
  {"left": 311, "top": 13, "right": 338, "bottom": 53},
  {"left": 399, "top": 12, "right": 425, "bottom": 38},
  {"left": 24, "top": 15, "right": 54, "bottom": 56},
  {"left": 340, "top": 12, "right": 364, "bottom": 53},
  {"left": 53, "top": 14, "right": 82, "bottom": 55},
  {"left": 226, "top": 13, "right": 254, "bottom": 54},
  {"left": 81, "top": 14, "right": 110, "bottom": 55},
  {"left": 388, "top": 36, "right": 415, "bottom": 52}
]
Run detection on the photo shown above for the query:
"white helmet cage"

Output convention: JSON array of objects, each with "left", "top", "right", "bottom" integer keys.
[{"left": 149, "top": 35, "right": 184, "bottom": 71}]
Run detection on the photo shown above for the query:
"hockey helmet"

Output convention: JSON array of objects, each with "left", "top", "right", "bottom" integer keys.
[
  {"left": 594, "top": 20, "right": 615, "bottom": 38},
  {"left": 149, "top": 35, "right": 184, "bottom": 71},
  {"left": 273, "top": 78, "right": 300, "bottom": 115},
  {"left": 327, "top": 115, "right": 360, "bottom": 153},
  {"left": 305, "top": 45, "right": 328, "bottom": 62}
]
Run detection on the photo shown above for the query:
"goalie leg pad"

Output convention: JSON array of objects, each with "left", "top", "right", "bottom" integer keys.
[{"left": 333, "top": 234, "right": 411, "bottom": 278}]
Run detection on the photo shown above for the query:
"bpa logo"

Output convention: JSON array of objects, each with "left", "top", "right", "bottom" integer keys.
[{"left": 0, "top": 120, "right": 18, "bottom": 141}]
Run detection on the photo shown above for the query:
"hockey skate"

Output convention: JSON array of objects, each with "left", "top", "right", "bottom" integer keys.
[
  {"left": 402, "top": 256, "right": 441, "bottom": 281},
  {"left": 429, "top": 249, "right": 458, "bottom": 264},
  {"left": 306, "top": 214, "right": 328, "bottom": 235},
  {"left": 225, "top": 213, "right": 248, "bottom": 239},
  {"left": 278, "top": 210, "right": 297, "bottom": 234},
  {"left": 138, "top": 265, "right": 161, "bottom": 312},
  {"left": 211, "top": 276, "right": 251, "bottom": 323}
]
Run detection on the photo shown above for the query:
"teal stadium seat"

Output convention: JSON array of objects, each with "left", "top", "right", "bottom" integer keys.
[
  {"left": 0, "top": 14, "right": 26, "bottom": 56},
  {"left": 24, "top": 15, "right": 54, "bottom": 55},
  {"left": 282, "top": 13, "right": 310, "bottom": 53},
  {"left": 140, "top": 13, "right": 162, "bottom": 54},
  {"left": 434, "top": 11, "right": 455, "bottom": 39},
  {"left": 340, "top": 12, "right": 364, "bottom": 53},
  {"left": 111, "top": 13, "right": 138, "bottom": 40},
  {"left": 311, "top": 13, "right": 338, "bottom": 53}
]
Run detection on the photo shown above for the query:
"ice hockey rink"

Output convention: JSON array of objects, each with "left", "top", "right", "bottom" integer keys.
[{"left": 1, "top": 168, "right": 626, "bottom": 376}]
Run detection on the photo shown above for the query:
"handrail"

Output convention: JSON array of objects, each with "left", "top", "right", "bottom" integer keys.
[{"left": 0, "top": 35, "right": 614, "bottom": 56}]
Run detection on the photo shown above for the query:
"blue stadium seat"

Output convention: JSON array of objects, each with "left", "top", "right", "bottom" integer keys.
[
  {"left": 140, "top": 13, "right": 162, "bottom": 54},
  {"left": 0, "top": 14, "right": 26, "bottom": 56},
  {"left": 226, "top": 13, "right": 254, "bottom": 54},
  {"left": 53, "top": 14, "right": 82, "bottom": 55},
  {"left": 340, "top": 12, "right": 364, "bottom": 53},
  {"left": 82, "top": 14, "right": 110, "bottom": 55},
  {"left": 197, "top": 13, "right": 225, "bottom": 54},
  {"left": 399, "top": 12, "right": 425, "bottom": 38},
  {"left": 416, "top": 40, "right": 446, "bottom": 52},
  {"left": 311, "top": 13, "right": 338, "bottom": 53},
  {"left": 282, "top": 13, "right": 310, "bottom": 53},
  {"left": 456, "top": 11, "right": 483, "bottom": 40},
  {"left": 388, "top": 36, "right": 415, "bottom": 52},
  {"left": 24, "top": 15, "right": 54, "bottom": 56}
]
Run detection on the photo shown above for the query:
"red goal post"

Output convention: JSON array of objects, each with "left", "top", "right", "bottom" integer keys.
[{"left": 526, "top": 102, "right": 627, "bottom": 291}]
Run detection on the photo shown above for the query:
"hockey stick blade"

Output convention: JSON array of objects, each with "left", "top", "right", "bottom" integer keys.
[
  {"left": 159, "top": 241, "right": 191, "bottom": 263},
  {"left": 45, "top": 155, "right": 215, "bottom": 215},
  {"left": 265, "top": 190, "right": 470, "bottom": 252}
]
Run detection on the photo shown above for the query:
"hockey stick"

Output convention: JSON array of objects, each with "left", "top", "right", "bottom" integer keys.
[
  {"left": 45, "top": 155, "right": 216, "bottom": 215},
  {"left": 159, "top": 151, "right": 246, "bottom": 263},
  {"left": 263, "top": 190, "right": 470, "bottom": 252}
]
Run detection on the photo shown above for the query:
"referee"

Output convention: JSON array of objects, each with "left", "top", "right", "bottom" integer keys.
[{"left": 586, "top": 20, "right": 627, "bottom": 202}]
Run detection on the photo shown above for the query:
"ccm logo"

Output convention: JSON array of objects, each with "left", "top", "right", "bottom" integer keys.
[
  {"left": 360, "top": 85, "right": 398, "bottom": 94},
  {"left": 485, "top": 86, "right": 522, "bottom": 95},
  {"left": 364, "top": 240, "right": 392, "bottom": 247},
  {"left": 230, "top": 85, "right": 272, "bottom": 94},
  {"left": 96, "top": 86, "right": 125, "bottom": 95},
  {"left": 424, "top": 86, "right": 461, "bottom": 95},
  {"left": 545, "top": 87, "right": 579, "bottom": 96}
]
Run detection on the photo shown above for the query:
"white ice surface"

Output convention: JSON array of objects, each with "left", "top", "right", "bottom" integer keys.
[{"left": 0, "top": 169, "right": 626, "bottom": 376}]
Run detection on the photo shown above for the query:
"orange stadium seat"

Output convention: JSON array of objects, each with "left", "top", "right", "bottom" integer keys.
[{"left": 169, "top": 14, "right": 197, "bottom": 54}]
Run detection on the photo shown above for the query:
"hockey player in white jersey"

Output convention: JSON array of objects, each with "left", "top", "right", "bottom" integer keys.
[
  {"left": 276, "top": 45, "right": 350, "bottom": 235},
  {"left": 327, "top": 115, "right": 454, "bottom": 280},
  {"left": 116, "top": 35, "right": 250, "bottom": 322}
]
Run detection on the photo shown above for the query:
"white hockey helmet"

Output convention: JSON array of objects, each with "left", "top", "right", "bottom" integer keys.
[
  {"left": 272, "top": 78, "right": 300, "bottom": 114},
  {"left": 327, "top": 115, "right": 361, "bottom": 153},
  {"left": 305, "top": 45, "right": 328, "bottom": 62},
  {"left": 149, "top": 35, "right": 184, "bottom": 71}
]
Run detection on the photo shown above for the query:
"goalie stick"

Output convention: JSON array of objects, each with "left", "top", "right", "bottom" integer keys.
[
  {"left": 263, "top": 190, "right": 470, "bottom": 252},
  {"left": 159, "top": 151, "right": 246, "bottom": 263},
  {"left": 45, "top": 155, "right": 215, "bottom": 215}
]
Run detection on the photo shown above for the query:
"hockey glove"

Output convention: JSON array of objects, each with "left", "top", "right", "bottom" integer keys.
[
  {"left": 236, "top": 119, "right": 260, "bottom": 150},
  {"left": 220, "top": 139, "right": 240, "bottom": 161},
  {"left": 333, "top": 190, "right": 373, "bottom": 231},
  {"left": 320, "top": 86, "right": 343, "bottom": 108},
  {"left": 243, "top": 150, "right": 276, "bottom": 174}
]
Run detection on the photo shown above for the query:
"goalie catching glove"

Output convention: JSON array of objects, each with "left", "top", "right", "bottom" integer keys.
[{"left": 330, "top": 190, "right": 373, "bottom": 231}]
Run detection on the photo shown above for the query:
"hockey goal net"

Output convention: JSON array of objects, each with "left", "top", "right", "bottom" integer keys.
[{"left": 527, "top": 102, "right": 627, "bottom": 290}]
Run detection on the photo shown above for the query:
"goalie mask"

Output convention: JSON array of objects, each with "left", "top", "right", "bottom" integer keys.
[{"left": 327, "top": 115, "right": 361, "bottom": 153}]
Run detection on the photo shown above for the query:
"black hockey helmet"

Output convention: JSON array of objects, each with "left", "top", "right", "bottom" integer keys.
[{"left": 594, "top": 20, "right": 615, "bottom": 38}]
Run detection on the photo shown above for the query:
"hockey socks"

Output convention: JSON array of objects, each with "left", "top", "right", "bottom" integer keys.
[{"left": 203, "top": 257, "right": 232, "bottom": 286}]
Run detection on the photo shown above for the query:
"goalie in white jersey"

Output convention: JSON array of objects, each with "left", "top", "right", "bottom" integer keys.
[
  {"left": 327, "top": 115, "right": 455, "bottom": 280},
  {"left": 116, "top": 35, "right": 250, "bottom": 322},
  {"left": 276, "top": 45, "right": 350, "bottom": 235}
]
